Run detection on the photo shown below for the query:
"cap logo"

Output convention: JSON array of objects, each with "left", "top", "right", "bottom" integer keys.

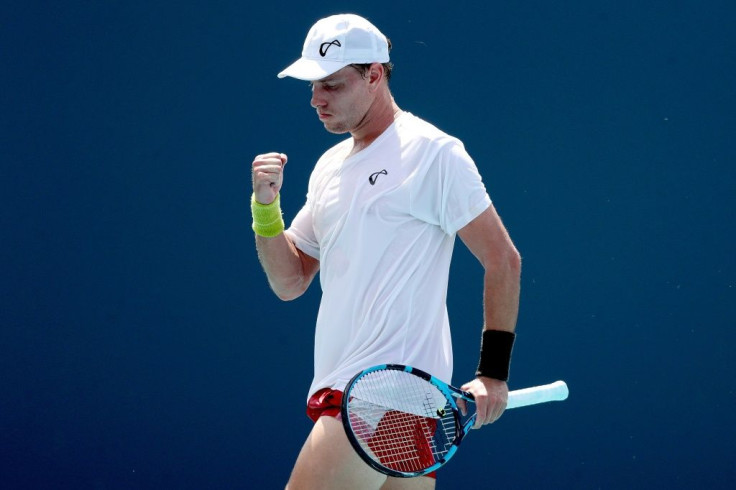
[{"left": 319, "top": 40, "right": 341, "bottom": 57}]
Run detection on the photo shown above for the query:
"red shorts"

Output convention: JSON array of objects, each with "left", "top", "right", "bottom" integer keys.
[
  {"left": 306, "top": 388, "right": 437, "bottom": 479},
  {"left": 307, "top": 388, "right": 344, "bottom": 422}
]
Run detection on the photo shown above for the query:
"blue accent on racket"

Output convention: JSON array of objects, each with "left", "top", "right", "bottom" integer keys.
[{"left": 341, "top": 364, "right": 568, "bottom": 478}]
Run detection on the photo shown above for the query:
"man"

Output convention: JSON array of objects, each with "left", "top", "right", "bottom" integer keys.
[{"left": 251, "top": 14, "right": 521, "bottom": 490}]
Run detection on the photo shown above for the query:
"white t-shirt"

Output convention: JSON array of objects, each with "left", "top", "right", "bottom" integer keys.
[{"left": 285, "top": 112, "right": 491, "bottom": 399}]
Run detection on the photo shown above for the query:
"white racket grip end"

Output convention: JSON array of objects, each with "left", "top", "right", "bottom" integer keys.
[{"left": 507, "top": 380, "right": 569, "bottom": 409}]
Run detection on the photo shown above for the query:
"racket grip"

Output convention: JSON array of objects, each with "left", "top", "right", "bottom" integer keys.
[{"left": 507, "top": 380, "right": 569, "bottom": 409}]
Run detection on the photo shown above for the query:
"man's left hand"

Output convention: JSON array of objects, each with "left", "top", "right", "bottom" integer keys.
[{"left": 458, "top": 377, "right": 509, "bottom": 429}]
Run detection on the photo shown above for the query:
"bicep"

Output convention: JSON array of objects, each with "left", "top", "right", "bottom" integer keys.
[{"left": 457, "top": 204, "right": 519, "bottom": 268}]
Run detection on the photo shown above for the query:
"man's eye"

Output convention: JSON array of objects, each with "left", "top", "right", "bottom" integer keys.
[{"left": 310, "top": 82, "right": 340, "bottom": 92}]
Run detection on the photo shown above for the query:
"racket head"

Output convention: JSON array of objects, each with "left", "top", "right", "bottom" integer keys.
[{"left": 341, "top": 364, "right": 475, "bottom": 478}]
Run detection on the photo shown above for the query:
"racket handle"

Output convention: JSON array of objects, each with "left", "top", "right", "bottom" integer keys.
[{"left": 507, "top": 380, "right": 569, "bottom": 409}]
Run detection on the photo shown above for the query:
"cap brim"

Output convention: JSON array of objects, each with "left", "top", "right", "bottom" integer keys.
[{"left": 277, "top": 58, "right": 349, "bottom": 81}]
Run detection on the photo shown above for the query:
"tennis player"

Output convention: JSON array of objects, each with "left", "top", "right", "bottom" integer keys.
[{"left": 251, "top": 14, "right": 521, "bottom": 490}]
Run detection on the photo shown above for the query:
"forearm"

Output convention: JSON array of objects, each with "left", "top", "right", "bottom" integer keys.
[
  {"left": 462, "top": 251, "right": 520, "bottom": 424},
  {"left": 482, "top": 249, "right": 521, "bottom": 333},
  {"left": 249, "top": 152, "right": 318, "bottom": 300}
]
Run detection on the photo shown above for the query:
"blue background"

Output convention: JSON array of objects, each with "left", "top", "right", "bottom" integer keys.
[{"left": 2, "top": 1, "right": 734, "bottom": 488}]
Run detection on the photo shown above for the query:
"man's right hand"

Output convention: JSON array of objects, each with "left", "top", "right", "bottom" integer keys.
[{"left": 252, "top": 152, "right": 287, "bottom": 204}]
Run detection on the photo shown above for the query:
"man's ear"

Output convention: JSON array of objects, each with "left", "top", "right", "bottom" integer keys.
[{"left": 368, "top": 63, "right": 384, "bottom": 89}]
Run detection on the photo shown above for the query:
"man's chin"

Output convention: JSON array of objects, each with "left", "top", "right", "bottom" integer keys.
[{"left": 322, "top": 122, "right": 349, "bottom": 135}]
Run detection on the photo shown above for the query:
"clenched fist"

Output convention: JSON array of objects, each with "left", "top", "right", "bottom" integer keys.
[{"left": 252, "top": 152, "right": 287, "bottom": 205}]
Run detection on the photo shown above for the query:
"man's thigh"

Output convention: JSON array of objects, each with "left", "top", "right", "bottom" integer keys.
[
  {"left": 286, "top": 415, "right": 386, "bottom": 489},
  {"left": 382, "top": 476, "right": 436, "bottom": 490},
  {"left": 286, "top": 416, "right": 435, "bottom": 490}
]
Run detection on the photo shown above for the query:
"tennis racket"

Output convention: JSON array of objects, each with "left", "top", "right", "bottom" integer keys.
[{"left": 341, "top": 364, "right": 568, "bottom": 478}]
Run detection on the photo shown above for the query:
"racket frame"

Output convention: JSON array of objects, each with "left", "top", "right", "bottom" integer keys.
[{"left": 340, "top": 363, "right": 475, "bottom": 478}]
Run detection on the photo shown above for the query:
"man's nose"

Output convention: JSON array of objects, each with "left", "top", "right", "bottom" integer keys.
[{"left": 310, "top": 86, "right": 325, "bottom": 108}]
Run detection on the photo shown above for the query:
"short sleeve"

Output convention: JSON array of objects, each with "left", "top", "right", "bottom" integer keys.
[{"left": 410, "top": 141, "right": 491, "bottom": 235}]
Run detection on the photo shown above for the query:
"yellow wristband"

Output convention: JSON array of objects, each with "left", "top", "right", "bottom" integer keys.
[{"left": 251, "top": 193, "right": 285, "bottom": 237}]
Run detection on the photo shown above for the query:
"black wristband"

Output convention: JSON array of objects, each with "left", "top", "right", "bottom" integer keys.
[{"left": 475, "top": 330, "right": 516, "bottom": 381}]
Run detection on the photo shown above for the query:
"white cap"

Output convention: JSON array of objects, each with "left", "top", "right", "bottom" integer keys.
[{"left": 278, "top": 14, "right": 390, "bottom": 81}]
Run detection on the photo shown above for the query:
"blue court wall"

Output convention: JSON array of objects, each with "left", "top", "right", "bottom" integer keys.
[{"left": 2, "top": 1, "right": 734, "bottom": 488}]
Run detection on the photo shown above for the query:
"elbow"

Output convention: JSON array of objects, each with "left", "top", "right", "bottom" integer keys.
[
  {"left": 486, "top": 245, "right": 522, "bottom": 279},
  {"left": 508, "top": 247, "right": 522, "bottom": 276},
  {"left": 274, "top": 289, "right": 302, "bottom": 302},
  {"left": 508, "top": 248, "right": 522, "bottom": 283},
  {"left": 270, "top": 276, "right": 309, "bottom": 302}
]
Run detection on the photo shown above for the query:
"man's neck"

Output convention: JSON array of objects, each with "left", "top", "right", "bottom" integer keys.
[{"left": 349, "top": 92, "right": 401, "bottom": 156}]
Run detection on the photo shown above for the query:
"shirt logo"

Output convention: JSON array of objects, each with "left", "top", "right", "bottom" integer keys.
[
  {"left": 319, "top": 40, "right": 341, "bottom": 57},
  {"left": 368, "top": 169, "right": 388, "bottom": 185}
]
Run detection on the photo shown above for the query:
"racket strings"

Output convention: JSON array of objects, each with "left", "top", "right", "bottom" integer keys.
[
  {"left": 368, "top": 410, "right": 437, "bottom": 471},
  {"left": 346, "top": 370, "right": 457, "bottom": 473}
]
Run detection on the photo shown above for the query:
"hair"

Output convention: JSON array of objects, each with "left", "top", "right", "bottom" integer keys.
[{"left": 350, "top": 38, "right": 394, "bottom": 82}]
